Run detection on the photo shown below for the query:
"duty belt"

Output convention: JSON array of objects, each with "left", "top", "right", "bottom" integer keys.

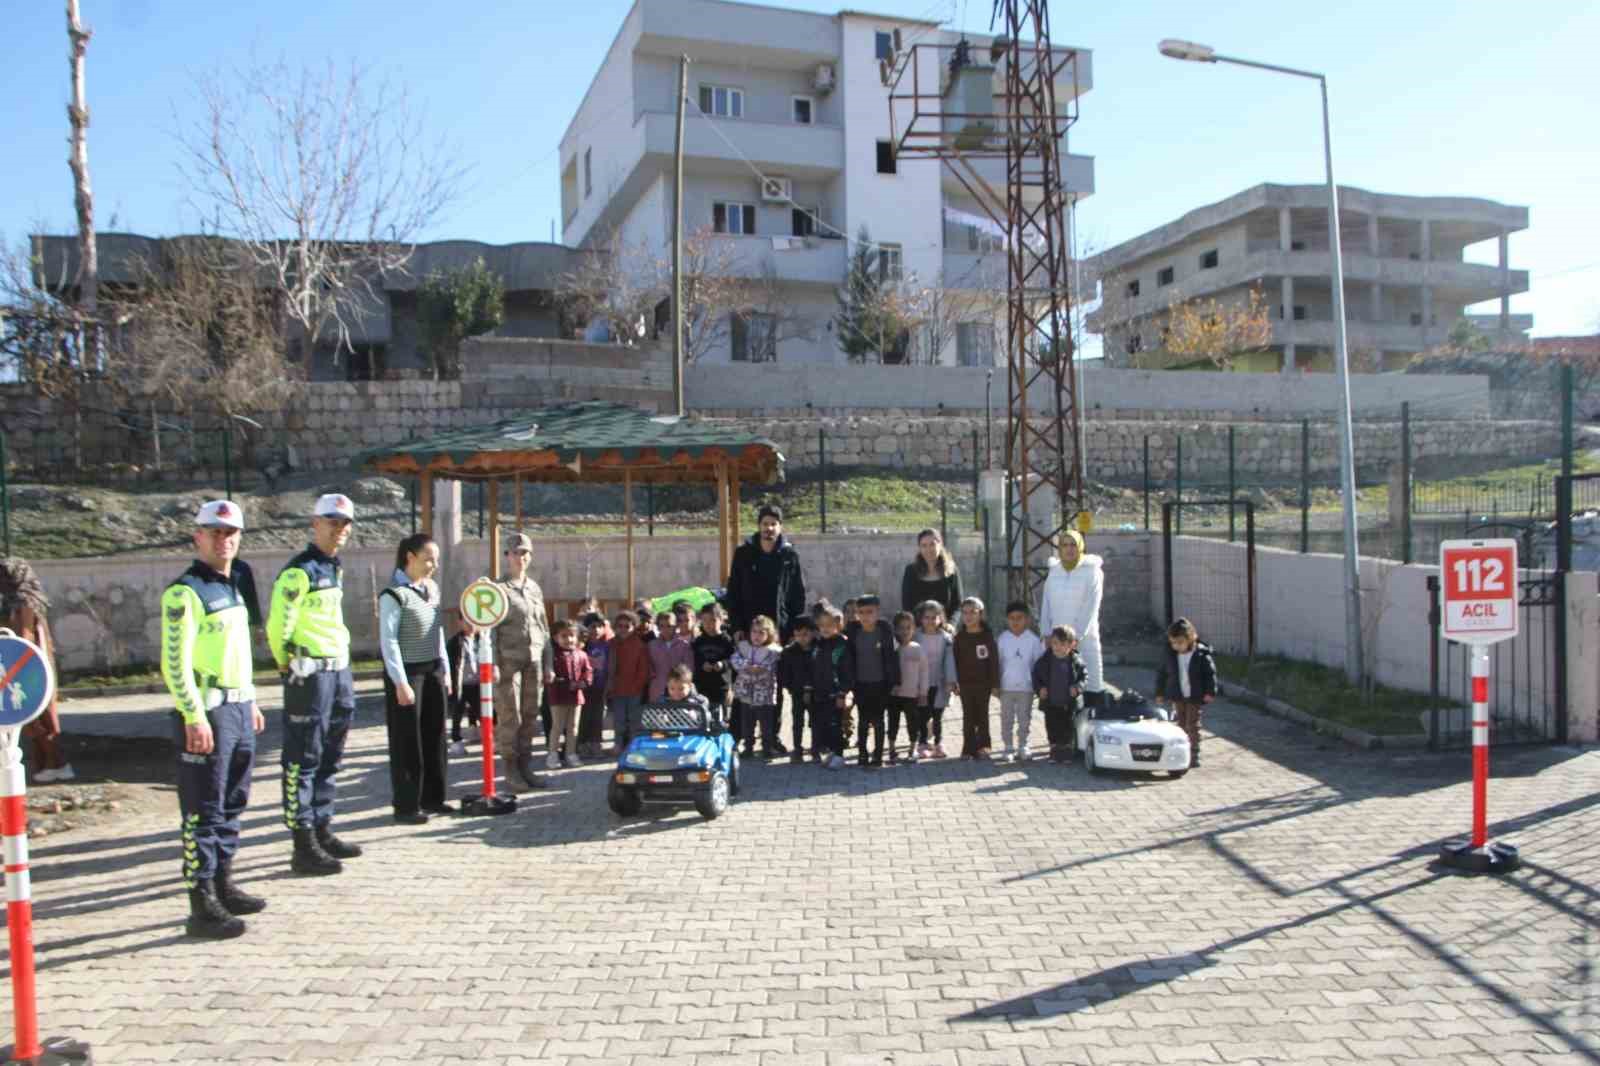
[
  {"left": 203, "top": 686, "right": 256, "bottom": 709},
  {"left": 288, "top": 651, "right": 350, "bottom": 677}
]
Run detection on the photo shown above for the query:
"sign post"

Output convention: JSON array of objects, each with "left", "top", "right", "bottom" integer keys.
[
  {"left": 0, "top": 629, "right": 92, "bottom": 1065},
  {"left": 1438, "top": 538, "right": 1522, "bottom": 874},
  {"left": 457, "top": 579, "right": 516, "bottom": 817}
]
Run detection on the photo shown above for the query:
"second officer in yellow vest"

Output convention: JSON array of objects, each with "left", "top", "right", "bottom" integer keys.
[{"left": 268, "top": 493, "right": 361, "bottom": 875}]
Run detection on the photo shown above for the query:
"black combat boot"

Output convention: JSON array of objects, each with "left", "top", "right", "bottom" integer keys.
[
  {"left": 214, "top": 858, "right": 267, "bottom": 915},
  {"left": 186, "top": 878, "right": 247, "bottom": 939},
  {"left": 291, "top": 826, "right": 343, "bottom": 876},
  {"left": 315, "top": 821, "right": 363, "bottom": 859}
]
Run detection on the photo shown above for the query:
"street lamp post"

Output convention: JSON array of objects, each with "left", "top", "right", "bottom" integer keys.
[{"left": 1158, "top": 38, "right": 1364, "bottom": 686}]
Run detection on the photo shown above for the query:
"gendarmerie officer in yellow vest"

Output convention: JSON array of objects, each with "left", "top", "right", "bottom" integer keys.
[
  {"left": 161, "top": 500, "right": 267, "bottom": 940},
  {"left": 268, "top": 493, "right": 361, "bottom": 876}
]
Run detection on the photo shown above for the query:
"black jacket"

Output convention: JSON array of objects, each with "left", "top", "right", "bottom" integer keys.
[
  {"left": 809, "top": 634, "right": 855, "bottom": 702},
  {"left": 778, "top": 641, "right": 817, "bottom": 703},
  {"left": 1032, "top": 650, "right": 1087, "bottom": 708},
  {"left": 900, "top": 563, "right": 963, "bottom": 620},
  {"left": 843, "top": 619, "right": 901, "bottom": 690},
  {"left": 691, "top": 632, "right": 737, "bottom": 703},
  {"left": 725, "top": 533, "right": 807, "bottom": 640},
  {"left": 1153, "top": 641, "right": 1218, "bottom": 703}
]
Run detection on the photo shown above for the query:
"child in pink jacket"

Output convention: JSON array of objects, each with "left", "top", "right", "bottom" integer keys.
[{"left": 888, "top": 610, "right": 929, "bottom": 764}]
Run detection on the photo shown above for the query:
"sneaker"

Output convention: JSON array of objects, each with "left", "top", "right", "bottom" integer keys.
[
  {"left": 772, "top": 740, "right": 789, "bottom": 756},
  {"left": 975, "top": 748, "right": 993, "bottom": 761},
  {"left": 1016, "top": 746, "right": 1031, "bottom": 762},
  {"left": 932, "top": 744, "right": 948, "bottom": 759},
  {"left": 568, "top": 753, "right": 584, "bottom": 767},
  {"left": 791, "top": 752, "right": 804, "bottom": 765},
  {"left": 999, "top": 747, "right": 1014, "bottom": 763},
  {"left": 448, "top": 740, "right": 468, "bottom": 757},
  {"left": 32, "top": 768, "right": 59, "bottom": 783},
  {"left": 40, "top": 765, "right": 75, "bottom": 783},
  {"left": 887, "top": 751, "right": 899, "bottom": 765},
  {"left": 828, "top": 754, "right": 847, "bottom": 770},
  {"left": 545, "top": 752, "right": 560, "bottom": 770}
]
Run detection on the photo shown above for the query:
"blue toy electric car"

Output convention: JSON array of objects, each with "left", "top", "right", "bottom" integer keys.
[{"left": 609, "top": 699, "right": 741, "bottom": 819}]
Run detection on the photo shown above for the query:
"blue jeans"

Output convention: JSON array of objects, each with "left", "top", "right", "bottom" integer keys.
[{"left": 610, "top": 694, "right": 643, "bottom": 747}]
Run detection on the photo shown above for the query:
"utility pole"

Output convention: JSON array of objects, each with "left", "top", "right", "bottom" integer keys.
[{"left": 671, "top": 54, "right": 690, "bottom": 417}]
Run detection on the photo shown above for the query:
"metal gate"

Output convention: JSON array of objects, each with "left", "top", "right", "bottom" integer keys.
[{"left": 1426, "top": 572, "right": 1562, "bottom": 749}]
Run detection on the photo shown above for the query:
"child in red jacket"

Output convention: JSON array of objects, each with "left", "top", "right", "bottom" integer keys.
[{"left": 547, "top": 620, "right": 594, "bottom": 769}]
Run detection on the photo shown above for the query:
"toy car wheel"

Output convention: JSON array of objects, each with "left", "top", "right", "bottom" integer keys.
[
  {"left": 607, "top": 779, "right": 642, "bottom": 816},
  {"left": 695, "top": 772, "right": 730, "bottom": 820},
  {"left": 728, "top": 749, "right": 742, "bottom": 797},
  {"left": 1085, "top": 739, "right": 1104, "bottom": 776}
]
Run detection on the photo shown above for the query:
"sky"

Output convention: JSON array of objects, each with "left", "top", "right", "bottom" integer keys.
[{"left": 4, "top": 0, "right": 1597, "bottom": 349}]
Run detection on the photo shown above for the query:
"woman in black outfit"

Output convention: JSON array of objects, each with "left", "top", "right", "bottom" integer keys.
[
  {"left": 378, "top": 533, "right": 452, "bottom": 824},
  {"left": 900, "top": 528, "right": 963, "bottom": 620}
]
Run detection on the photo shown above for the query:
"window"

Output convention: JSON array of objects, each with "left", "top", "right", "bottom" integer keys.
[
  {"left": 957, "top": 322, "right": 994, "bottom": 366},
  {"left": 583, "top": 148, "right": 592, "bottom": 198},
  {"left": 1125, "top": 279, "right": 1140, "bottom": 299},
  {"left": 698, "top": 84, "right": 744, "bottom": 118},
  {"left": 792, "top": 96, "right": 814, "bottom": 124},
  {"left": 1409, "top": 311, "right": 1423, "bottom": 326},
  {"left": 1124, "top": 333, "right": 1143, "bottom": 355},
  {"left": 877, "top": 243, "right": 903, "bottom": 282},
  {"left": 732, "top": 312, "right": 778, "bottom": 362},
  {"left": 713, "top": 201, "right": 757, "bottom": 235},
  {"left": 875, "top": 30, "right": 894, "bottom": 60},
  {"left": 792, "top": 206, "right": 819, "bottom": 238},
  {"left": 876, "top": 140, "right": 897, "bottom": 175},
  {"left": 1293, "top": 305, "right": 1307, "bottom": 321},
  {"left": 1200, "top": 249, "right": 1219, "bottom": 269},
  {"left": 1290, "top": 240, "right": 1307, "bottom": 251},
  {"left": 883, "top": 328, "right": 911, "bottom": 365},
  {"left": 1157, "top": 265, "right": 1174, "bottom": 287}
]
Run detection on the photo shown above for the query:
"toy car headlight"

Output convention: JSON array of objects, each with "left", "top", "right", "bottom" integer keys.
[
  {"left": 676, "top": 752, "right": 704, "bottom": 767},
  {"left": 1094, "top": 732, "right": 1122, "bottom": 746},
  {"left": 623, "top": 752, "right": 647, "bottom": 766}
]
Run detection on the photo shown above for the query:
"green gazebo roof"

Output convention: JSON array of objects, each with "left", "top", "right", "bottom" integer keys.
[{"left": 356, "top": 401, "right": 784, "bottom": 484}]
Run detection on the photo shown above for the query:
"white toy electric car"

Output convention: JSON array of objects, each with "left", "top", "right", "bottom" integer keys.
[{"left": 1075, "top": 690, "right": 1191, "bottom": 778}]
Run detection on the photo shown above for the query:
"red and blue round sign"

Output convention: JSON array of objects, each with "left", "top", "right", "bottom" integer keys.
[{"left": 0, "top": 633, "right": 55, "bottom": 730}]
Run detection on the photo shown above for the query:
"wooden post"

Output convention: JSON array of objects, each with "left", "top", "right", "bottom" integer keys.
[
  {"left": 488, "top": 479, "right": 501, "bottom": 579},
  {"left": 730, "top": 468, "right": 741, "bottom": 550},
  {"left": 514, "top": 473, "right": 523, "bottom": 535},
  {"left": 419, "top": 471, "right": 433, "bottom": 543},
  {"left": 624, "top": 470, "right": 636, "bottom": 606}
]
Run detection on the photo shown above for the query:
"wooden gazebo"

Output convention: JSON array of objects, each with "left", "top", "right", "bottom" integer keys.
[{"left": 357, "top": 402, "right": 784, "bottom": 601}]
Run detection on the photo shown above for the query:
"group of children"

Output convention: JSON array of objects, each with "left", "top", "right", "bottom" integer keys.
[{"left": 442, "top": 588, "right": 1149, "bottom": 771}]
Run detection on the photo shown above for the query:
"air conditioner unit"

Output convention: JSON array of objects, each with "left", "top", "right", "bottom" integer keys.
[
  {"left": 760, "top": 176, "right": 793, "bottom": 203},
  {"left": 770, "top": 236, "right": 804, "bottom": 252},
  {"left": 813, "top": 63, "right": 835, "bottom": 93}
]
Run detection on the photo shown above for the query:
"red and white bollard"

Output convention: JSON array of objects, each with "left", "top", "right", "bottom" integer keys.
[
  {"left": 459, "top": 633, "right": 515, "bottom": 816},
  {"left": 1440, "top": 646, "right": 1520, "bottom": 874},
  {"left": 1, "top": 739, "right": 91, "bottom": 1064},
  {"left": 1, "top": 741, "right": 39, "bottom": 1063}
]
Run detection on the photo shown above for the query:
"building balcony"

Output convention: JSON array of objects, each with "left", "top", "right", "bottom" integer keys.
[
  {"left": 941, "top": 249, "right": 1006, "bottom": 290},
  {"left": 940, "top": 151, "right": 1095, "bottom": 203},
  {"left": 640, "top": 110, "right": 843, "bottom": 180},
  {"left": 712, "top": 234, "right": 848, "bottom": 287}
]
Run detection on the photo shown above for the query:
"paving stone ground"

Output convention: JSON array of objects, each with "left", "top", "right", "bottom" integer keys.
[{"left": 8, "top": 665, "right": 1599, "bottom": 1065}]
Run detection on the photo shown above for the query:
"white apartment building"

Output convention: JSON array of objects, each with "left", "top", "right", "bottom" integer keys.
[
  {"left": 1084, "top": 184, "right": 1529, "bottom": 373},
  {"left": 558, "top": 0, "right": 1094, "bottom": 366}
]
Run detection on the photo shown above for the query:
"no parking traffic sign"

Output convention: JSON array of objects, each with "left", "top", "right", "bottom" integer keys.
[
  {"left": 1440, "top": 539, "right": 1519, "bottom": 645},
  {"left": 0, "top": 631, "right": 54, "bottom": 731},
  {"left": 460, "top": 578, "right": 509, "bottom": 630}
]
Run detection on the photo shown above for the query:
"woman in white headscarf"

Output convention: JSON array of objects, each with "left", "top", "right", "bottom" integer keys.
[{"left": 1036, "top": 530, "right": 1104, "bottom": 700}]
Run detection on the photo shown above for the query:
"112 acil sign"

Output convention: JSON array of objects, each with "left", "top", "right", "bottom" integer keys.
[{"left": 1440, "top": 539, "right": 1519, "bottom": 645}]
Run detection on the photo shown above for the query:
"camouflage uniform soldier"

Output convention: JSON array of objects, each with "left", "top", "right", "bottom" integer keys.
[{"left": 493, "top": 533, "right": 552, "bottom": 789}]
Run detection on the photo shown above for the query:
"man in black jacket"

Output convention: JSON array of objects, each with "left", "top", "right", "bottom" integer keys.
[{"left": 725, "top": 505, "right": 807, "bottom": 642}]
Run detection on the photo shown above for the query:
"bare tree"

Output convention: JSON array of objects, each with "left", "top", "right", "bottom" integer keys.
[
  {"left": 901, "top": 264, "right": 1006, "bottom": 366},
  {"left": 178, "top": 55, "right": 463, "bottom": 372},
  {"left": 0, "top": 237, "right": 97, "bottom": 467},
  {"left": 65, "top": 1, "right": 97, "bottom": 365},
  {"left": 554, "top": 226, "right": 751, "bottom": 364},
  {"left": 122, "top": 238, "right": 299, "bottom": 468},
  {"left": 730, "top": 263, "right": 819, "bottom": 362}
]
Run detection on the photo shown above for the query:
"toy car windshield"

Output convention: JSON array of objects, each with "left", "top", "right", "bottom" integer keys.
[
  {"left": 1092, "top": 701, "right": 1164, "bottom": 722},
  {"left": 636, "top": 701, "right": 716, "bottom": 733}
]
